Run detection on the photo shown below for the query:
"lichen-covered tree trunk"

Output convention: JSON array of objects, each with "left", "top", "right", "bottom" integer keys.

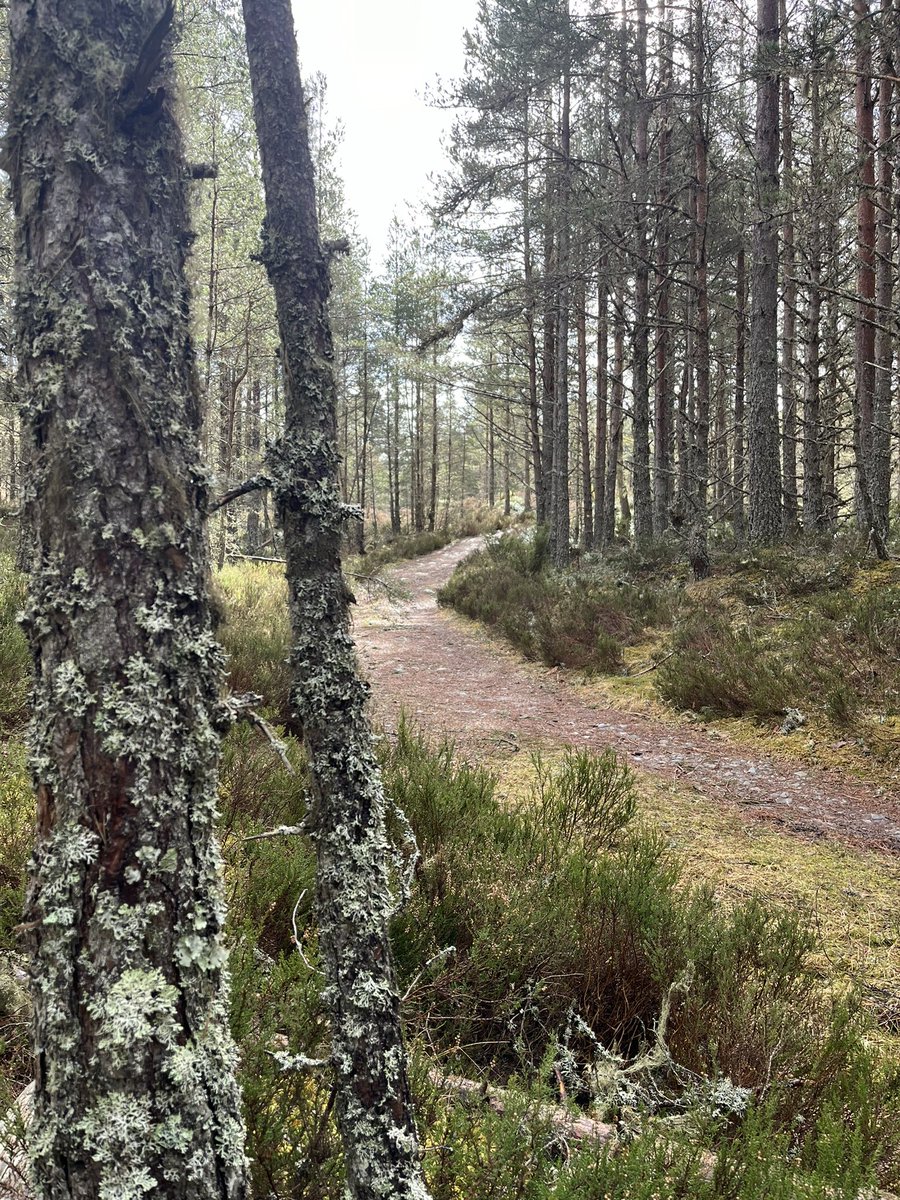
[
  {"left": 238, "top": 2, "right": 431, "bottom": 1197},
  {"left": 6, "top": 3, "right": 250, "bottom": 1197}
]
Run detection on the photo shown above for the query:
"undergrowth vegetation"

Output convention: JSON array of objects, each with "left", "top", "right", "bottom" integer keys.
[
  {"left": 439, "top": 530, "right": 676, "bottom": 673},
  {"left": 2, "top": 548, "right": 900, "bottom": 1197},
  {"left": 221, "top": 720, "right": 900, "bottom": 1196},
  {"left": 441, "top": 532, "right": 900, "bottom": 759},
  {"left": 0, "top": 559, "right": 28, "bottom": 729}
]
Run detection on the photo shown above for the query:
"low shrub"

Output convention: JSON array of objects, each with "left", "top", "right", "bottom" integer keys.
[
  {"left": 0, "top": 742, "right": 30, "bottom": 955},
  {"left": 216, "top": 716, "right": 899, "bottom": 1195},
  {"left": 656, "top": 605, "right": 795, "bottom": 719},
  {"left": 0, "top": 740, "right": 32, "bottom": 1099},
  {"left": 659, "top": 577, "right": 900, "bottom": 753},
  {"left": 439, "top": 533, "right": 675, "bottom": 674},
  {"left": 382, "top": 724, "right": 888, "bottom": 1148}
]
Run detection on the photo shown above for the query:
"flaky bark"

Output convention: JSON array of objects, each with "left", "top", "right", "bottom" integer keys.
[
  {"left": 7, "top": 2, "right": 249, "bottom": 1196},
  {"left": 688, "top": 0, "right": 710, "bottom": 579},
  {"left": 239, "top": 2, "right": 431, "bottom": 1198},
  {"left": 653, "top": 0, "right": 673, "bottom": 536},
  {"left": 802, "top": 77, "right": 825, "bottom": 531},
  {"left": 550, "top": 54, "right": 572, "bottom": 569},
  {"left": 872, "top": 0, "right": 893, "bottom": 535}
]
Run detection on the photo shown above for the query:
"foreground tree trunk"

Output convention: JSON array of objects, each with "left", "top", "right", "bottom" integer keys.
[
  {"left": 7, "top": 2, "right": 250, "bottom": 1196},
  {"left": 239, "top": 3, "right": 431, "bottom": 1198}
]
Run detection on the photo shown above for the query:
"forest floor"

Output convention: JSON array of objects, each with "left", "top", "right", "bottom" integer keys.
[
  {"left": 356, "top": 537, "right": 900, "bottom": 1024},
  {"left": 355, "top": 537, "right": 900, "bottom": 856}
]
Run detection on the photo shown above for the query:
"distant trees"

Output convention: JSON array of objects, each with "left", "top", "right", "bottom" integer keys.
[
  {"left": 427, "top": 0, "right": 900, "bottom": 560},
  {"left": 4, "top": 0, "right": 900, "bottom": 564},
  {"left": 7, "top": 1, "right": 249, "bottom": 1195}
]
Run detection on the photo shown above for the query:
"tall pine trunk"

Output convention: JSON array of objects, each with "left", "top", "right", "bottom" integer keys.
[
  {"left": 779, "top": 0, "right": 798, "bottom": 534},
  {"left": 631, "top": 0, "right": 653, "bottom": 545},
  {"left": 803, "top": 77, "right": 826, "bottom": 530},
  {"left": 8, "top": 1, "right": 249, "bottom": 1194},
  {"left": 853, "top": 0, "right": 882, "bottom": 546},
  {"left": 240, "top": 2, "right": 431, "bottom": 1196},
  {"left": 654, "top": 0, "right": 674, "bottom": 535},
  {"left": 748, "top": 0, "right": 783, "bottom": 542}
]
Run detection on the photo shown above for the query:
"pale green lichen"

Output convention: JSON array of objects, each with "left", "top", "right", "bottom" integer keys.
[{"left": 87, "top": 968, "right": 179, "bottom": 1050}]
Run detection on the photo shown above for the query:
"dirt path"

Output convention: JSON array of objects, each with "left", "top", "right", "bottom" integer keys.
[{"left": 354, "top": 538, "right": 900, "bottom": 854}]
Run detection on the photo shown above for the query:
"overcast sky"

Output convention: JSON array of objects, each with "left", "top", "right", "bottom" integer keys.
[{"left": 290, "top": 0, "right": 480, "bottom": 257}]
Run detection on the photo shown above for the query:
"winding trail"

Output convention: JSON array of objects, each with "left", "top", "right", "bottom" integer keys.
[{"left": 354, "top": 538, "right": 900, "bottom": 854}]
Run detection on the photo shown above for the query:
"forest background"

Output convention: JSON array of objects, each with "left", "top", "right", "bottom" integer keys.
[{"left": 3, "top": 0, "right": 900, "bottom": 1197}]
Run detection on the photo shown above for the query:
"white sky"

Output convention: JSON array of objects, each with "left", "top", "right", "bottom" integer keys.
[{"left": 291, "top": 0, "right": 480, "bottom": 258}]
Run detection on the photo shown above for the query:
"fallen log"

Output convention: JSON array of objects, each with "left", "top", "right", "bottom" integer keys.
[{"left": 430, "top": 1070, "right": 898, "bottom": 1200}]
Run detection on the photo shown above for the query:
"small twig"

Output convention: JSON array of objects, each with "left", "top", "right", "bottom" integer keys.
[
  {"left": 345, "top": 570, "right": 408, "bottom": 602},
  {"left": 229, "top": 692, "right": 296, "bottom": 775},
  {"left": 227, "top": 553, "right": 287, "bottom": 564},
  {"left": 291, "top": 891, "right": 320, "bottom": 976},
  {"left": 388, "top": 798, "right": 420, "bottom": 913},
  {"left": 209, "top": 473, "right": 271, "bottom": 514},
  {"left": 626, "top": 650, "right": 675, "bottom": 678},
  {"left": 402, "top": 946, "right": 456, "bottom": 1002}
]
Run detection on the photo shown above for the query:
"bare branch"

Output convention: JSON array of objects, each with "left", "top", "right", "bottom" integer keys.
[{"left": 209, "top": 474, "right": 271, "bottom": 514}]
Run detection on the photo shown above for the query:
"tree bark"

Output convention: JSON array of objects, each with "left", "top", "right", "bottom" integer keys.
[
  {"left": 733, "top": 242, "right": 748, "bottom": 539},
  {"left": 604, "top": 284, "right": 626, "bottom": 546},
  {"left": 802, "top": 77, "right": 825, "bottom": 531},
  {"left": 872, "top": 0, "right": 894, "bottom": 534},
  {"left": 653, "top": 0, "right": 673, "bottom": 535},
  {"left": 854, "top": 0, "right": 879, "bottom": 537},
  {"left": 8, "top": 1, "right": 249, "bottom": 1195},
  {"left": 631, "top": 0, "right": 653, "bottom": 546},
  {"left": 576, "top": 276, "right": 593, "bottom": 548},
  {"left": 593, "top": 265, "right": 609, "bottom": 547},
  {"left": 779, "top": 0, "right": 798, "bottom": 534},
  {"left": 550, "top": 52, "right": 572, "bottom": 568},
  {"left": 748, "top": 0, "right": 782, "bottom": 542},
  {"left": 689, "top": 0, "right": 710, "bottom": 578},
  {"left": 239, "top": 2, "right": 431, "bottom": 1198}
]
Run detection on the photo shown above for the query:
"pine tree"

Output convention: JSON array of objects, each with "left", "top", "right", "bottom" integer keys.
[{"left": 7, "top": 1, "right": 249, "bottom": 1194}]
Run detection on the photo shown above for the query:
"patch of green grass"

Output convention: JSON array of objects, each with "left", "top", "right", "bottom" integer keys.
[
  {"left": 217, "top": 561, "right": 293, "bottom": 722},
  {"left": 0, "top": 558, "right": 28, "bottom": 729}
]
